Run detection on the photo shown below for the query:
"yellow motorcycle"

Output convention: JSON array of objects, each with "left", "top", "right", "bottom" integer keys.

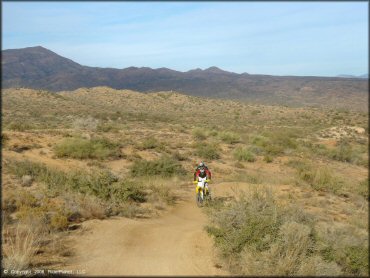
[{"left": 193, "top": 177, "right": 211, "bottom": 207}]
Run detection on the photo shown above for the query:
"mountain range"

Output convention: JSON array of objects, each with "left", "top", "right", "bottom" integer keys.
[{"left": 2, "top": 46, "right": 368, "bottom": 110}]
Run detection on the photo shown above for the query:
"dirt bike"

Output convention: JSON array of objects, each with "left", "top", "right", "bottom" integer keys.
[{"left": 194, "top": 177, "right": 211, "bottom": 207}]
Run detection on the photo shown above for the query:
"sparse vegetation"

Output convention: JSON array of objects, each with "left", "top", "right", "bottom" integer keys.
[
  {"left": 196, "top": 143, "right": 221, "bottom": 160},
  {"left": 54, "top": 137, "right": 120, "bottom": 159},
  {"left": 130, "top": 156, "right": 186, "bottom": 177},
  {"left": 294, "top": 162, "right": 344, "bottom": 194},
  {"left": 233, "top": 146, "right": 256, "bottom": 162},
  {"left": 205, "top": 187, "right": 367, "bottom": 275},
  {"left": 218, "top": 131, "right": 240, "bottom": 144},
  {"left": 192, "top": 128, "right": 207, "bottom": 140},
  {"left": 2, "top": 87, "right": 368, "bottom": 273}
]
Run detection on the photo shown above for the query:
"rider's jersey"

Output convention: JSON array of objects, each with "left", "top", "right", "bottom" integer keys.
[
  {"left": 194, "top": 169, "right": 211, "bottom": 180},
  {"left": 194, "top": 165, "right": 212, "bottom": 180}
]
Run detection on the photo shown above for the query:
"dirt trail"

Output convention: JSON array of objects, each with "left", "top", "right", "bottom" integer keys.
[{"left": 67, "top": 184, "right": 230, "bottom": 276}]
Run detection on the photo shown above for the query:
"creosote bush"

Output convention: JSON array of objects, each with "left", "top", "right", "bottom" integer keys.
[
  {"left": 219, "top": 131, "right": 240, "bottom": 144},
  {"left": 204, "top": 187, "right": 366, "bottom": 275},
  {"left": 130, "top": 156, "right": 186, "bottom": 177},
  {"left": 295, "top": 162, "right": 344, "bottom": 194},
  {"left": 196, "top": 143, "right": 221, "bottom": 160},
  {"left": 233, "top": 147, "right": 256, "bottom": 162},
  {"left": 54, "top": 137, "right": 120, "bottom": 159}
]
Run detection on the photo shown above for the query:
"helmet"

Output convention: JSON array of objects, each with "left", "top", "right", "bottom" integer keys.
[{"left": 199, "top": 162, "right": 204, "bottom": 167}]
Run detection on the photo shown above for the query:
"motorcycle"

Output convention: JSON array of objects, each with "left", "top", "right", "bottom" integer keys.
[{"left": 194, "top": 177, "right": 211, "bottom": 207}]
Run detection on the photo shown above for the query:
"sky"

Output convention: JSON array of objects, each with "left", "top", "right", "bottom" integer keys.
[{"left": 2, "top": 1, "right": 368, "bottom": 76}]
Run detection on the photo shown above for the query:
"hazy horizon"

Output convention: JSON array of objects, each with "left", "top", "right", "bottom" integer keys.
[{"left": 3, "top": 1, "right": 368, "bottom": 77}]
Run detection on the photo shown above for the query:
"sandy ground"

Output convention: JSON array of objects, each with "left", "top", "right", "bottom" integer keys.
[{"left": 66, "top": 184, "right": 231, "bottom": 276}]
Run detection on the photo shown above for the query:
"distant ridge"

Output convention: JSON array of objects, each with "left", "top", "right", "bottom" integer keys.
[
  {"left": 2, "top": 46, "right": 368, "bottom": 110},
  {"left": 336, "top": 74, "right": 368, "bottom": 79}
]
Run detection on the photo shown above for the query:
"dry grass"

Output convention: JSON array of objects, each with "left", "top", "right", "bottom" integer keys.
[
  {"left": 205, "top": 186, "right": 367, "bottom": 275},
  {"left": 2, "top": 223, "right": 43, "bottom": 270},
  {"left": 1, "top": 87, "right": 368, "bottom": 273}
]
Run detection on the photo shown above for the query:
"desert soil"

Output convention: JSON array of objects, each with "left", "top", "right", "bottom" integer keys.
[{"left": 66, "top": 183, "right": 235, "bottom": 276}]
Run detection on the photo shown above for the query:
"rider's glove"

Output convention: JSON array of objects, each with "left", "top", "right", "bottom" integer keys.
[{"left": 193, "top": 181, "right": 197, "bottom": 184}]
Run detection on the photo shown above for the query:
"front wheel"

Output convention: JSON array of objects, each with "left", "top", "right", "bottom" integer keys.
[{"left": 196, "top": 192, "right": 203, "bottom": 207}]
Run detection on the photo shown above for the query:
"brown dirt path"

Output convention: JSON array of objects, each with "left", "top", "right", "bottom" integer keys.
[{"left": 67, "top": 184, "right": 230, "bottom": 276}]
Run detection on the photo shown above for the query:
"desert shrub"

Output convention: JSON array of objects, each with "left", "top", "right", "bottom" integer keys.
[
  {"left": 72, "top": 116, "right": 98, "bottom": 130},
  {"left": 141, "top": 138, "right": 159, "bottom": 149},
  {"left": 2, "top": 190, "right": 39, "bottom": 216},
  {"left": 233, "top": 147, "right": 256, "bottom": 162},
  {"left": 241, "top": 221, "right": 320, "bottom": 275},
  {"left": 147, "top": 183, "right": 177, "bottom": 205},
  {"left": 251, "top": 130, "right": 298, "bottom": 156},
  {"left": 329, "top": 142, "right": 364, "bottom": 165},
  {"left": 5, "top": 159, "right": 72, "bottom": 193},
  {"left": 357, "top": 179, "right": 369, "bottom": 199},
  {"left": 54, "top": 137, "right": 120, "bottom": 159},
  {"left": 110, "top": 180, "right": 146, "bottom": 203},
  {"left": 49, "top": 211, "right": 69, "bottom": 231},
  {"left": 171, "top": 150, "right": 187, "bottom": 161},
  {"left": 138, "top": 137, "right": 165, "bottom": 151},
  {"left": 2, "top": 224, "right": 41, "bottom": 270},
  {"left": 130, "top": 156, "right": 186, "bottom": 177},
  {"left": 62, "top": 193, "right": 106, "bottom": 220},
  {"left": 5, "top": 159, "right": 49, "bottom": 179},
  {"left": 4, "top": 159, "right": 122, "bottom": 201},
  {"left": 97, "top": 123, "right": 119, "bottom": 133},
  {"left": 196, "top": 143, "right": 221, "bottom": 160},
  {"left": 250, "top": 135, "right": 269, "bottom": 148},
  {"left": 296, "top": 164, "right": 344, "bottom": 194},
  {"left": 67, "top": 170, "right": 118, "bottom": 200},
  {"left": 314, "top": 222, "right": 368, "bottom": 276},
  {"left": 340, "top": 246, "right": 369, "bottom": 275},
  {"left": 263, "top": 155, "right": 273, "bottom": 163},
  {"left": 219, "top": 131, "right": 240, "bottom": 144},
  {"left": 6, "top": 122, "right": 33, "bottom": 131},
  {"left": 117, "top": 203, "right": 150, "bottom": 218},
  {"left": 205, "top": 187, "right": 346, "bottom": 275},
  {"left": 192, "top": 128, "right": 207, "bottom": 140}
]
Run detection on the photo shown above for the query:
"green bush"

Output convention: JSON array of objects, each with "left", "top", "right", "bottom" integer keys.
[
  {"left": 233, "top": 147, "right": 256, "bottom": 162},
  {"left": 296, "top": 163, "right": 344, "bottom": 194},
  {"left": 219, "top": 131, "right": 240, "bottom": 144},
  {"left": 251, "top": 135, "right": 269, "bottom": 148},
  {"left": 196, "top": 143, "right": 221, "bottom": 160},
  {"left": 251, "top": 130, "right": 298, "bottom": 156},
  {"left": 138, "top": 137, "right": 163, "bottom": 150},
  {"left": 341, "top": 246, "right": 369, "bottom": 275},
  {"left": 130, "top": 156, "right": 186, "bottom": 177},
  {"left": 111, "top": 181, "right": 146, "bottom": 203},
  {"left": 329, "top": 143, "right": 364, "bottom": 165},
  {"left": 204, "top": 188, "right": 349, "bottom": 275},
  {"left": 54, "top": 137, "right": 120, "bottom": 159}
]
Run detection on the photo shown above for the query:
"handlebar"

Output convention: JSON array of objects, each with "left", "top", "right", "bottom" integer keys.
[{"left": 193, "top": 179, "right": 211, "bottom": 184}]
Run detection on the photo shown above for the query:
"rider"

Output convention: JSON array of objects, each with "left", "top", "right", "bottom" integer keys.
[
  {"left": 193, "top": 162, "right": 212, "bottom": 195},
  {"left": 194, "top": 162, "right": 212, "bottom": 180}
]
